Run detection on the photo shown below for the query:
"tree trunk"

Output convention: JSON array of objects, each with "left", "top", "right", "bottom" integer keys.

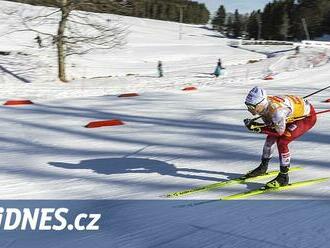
[{"left": 57, "top": 0, "right": 70, "bottom": 82}]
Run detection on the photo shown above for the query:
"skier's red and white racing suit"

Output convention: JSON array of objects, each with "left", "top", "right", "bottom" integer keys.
[{"left": 260, "top": 95, "right": 317, "bottom": 167}]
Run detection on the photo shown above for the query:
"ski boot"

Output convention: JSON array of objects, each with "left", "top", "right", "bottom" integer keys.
[
  {"left": 265, "top": 166, "right": 289, "bottom": 188},
  {"left": 243, "top": 157, "right": 270, "bottom": 179}
]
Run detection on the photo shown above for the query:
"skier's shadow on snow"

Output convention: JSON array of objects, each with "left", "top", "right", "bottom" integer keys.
[{"left": 49, "top": 157, "right": 241, "bottom": 182}]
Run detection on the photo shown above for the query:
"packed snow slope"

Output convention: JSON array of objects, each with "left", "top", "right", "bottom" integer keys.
[
  {"left": 0, "top": 0, "right": 329, "bottom": 201},
  {"left": 1, "top": 2, "right": 330, "bottom": 248}
]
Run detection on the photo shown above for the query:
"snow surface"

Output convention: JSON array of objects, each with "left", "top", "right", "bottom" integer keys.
[{"left": 0, "top": 1, "right": 330, "bottom": 247}]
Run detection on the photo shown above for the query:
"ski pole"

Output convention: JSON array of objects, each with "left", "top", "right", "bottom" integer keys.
[
  {"left": 250, "top": 108, "right": 330, "bottom": 129},
  {"left": 313, "top": 109, "right": 330, "bottom": 116},
  {"left": 303, "top": 85, "right": 330, "bottom": 99},
  {"left": 286, "top": 109, "right": 330, "bottom": 122},
  {"left": 250, "top": 85, "right": 330, "bottom": 122}
]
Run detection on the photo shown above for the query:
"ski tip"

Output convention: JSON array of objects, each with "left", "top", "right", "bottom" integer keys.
[
  {"left": 220, "top": 177, "right": 330, "bottom": 200},
  {"left": 166, "top": 193, "right": 178, "bottom": 198},
  {"left": 166, "top": 190, "right": 193, "bottom": 198}
]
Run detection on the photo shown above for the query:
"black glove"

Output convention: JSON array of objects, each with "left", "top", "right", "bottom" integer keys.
[{"left": 244, "top": 118, "right": 264, "bottom": 133}]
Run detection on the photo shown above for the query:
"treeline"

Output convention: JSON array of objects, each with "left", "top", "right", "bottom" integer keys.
[
  {"left": 127, "top": 0, "right": 209, "bottom": 24},
  {"left": 211, "top": 7, "right": 249, "bottom": 39},
  {"left": 6, "top": 0, "right": 210, "bottom": 24},
  {"left": 212, "top": 0, "right": 330, "bottom": 40}
]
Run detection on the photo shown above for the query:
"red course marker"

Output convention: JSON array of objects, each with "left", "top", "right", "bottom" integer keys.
[
  {"left": 4, "top": 100, "right": 34, "bottom": 106},
  {"left": 182, "top": 86, "right": 197, "bottom": 91},
  {"left": 85, "top": 119, "right": 124, "bottom": 128},
  {"left": 263, "top": 75, "right": 274, "bottom": 80},
  {"left": 118, "top": 93, "right": 139, "bottom": 98}
]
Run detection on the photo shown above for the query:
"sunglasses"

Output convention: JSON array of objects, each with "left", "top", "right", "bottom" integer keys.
[
  {"left": 245, "top": 102, "right": 257, "bottom": 111},
  {"left": 245, "top": 98, "right": 265, "bottom": 111}
]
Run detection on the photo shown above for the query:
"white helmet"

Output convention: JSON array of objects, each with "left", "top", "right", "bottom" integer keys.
[{"left": 245, "top": 86, "right": 267, "bottom": 106}]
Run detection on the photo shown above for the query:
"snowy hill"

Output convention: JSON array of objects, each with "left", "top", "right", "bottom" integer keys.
[
  {"left": 0, "top": 0, "right": 330, "bottom": 201},
  {"left": 0, "top": 1, "right": 330, "bottom": 248}
]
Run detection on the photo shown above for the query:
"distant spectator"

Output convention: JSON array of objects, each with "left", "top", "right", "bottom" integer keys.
[
  {"left": 295, "top": 46, "right": 300, "bottom": 55},
  {"left": 35, "top": 35, "right": 42, "bottom": 48},
  {"left": 218, "top": 58, "right": 225, "bottom": 69},
  {"left": 158, "top": 61, "right": 163, "bottom": 78},
  {"left": 214, "top": 58, "right": 224, "bottom": 77}
]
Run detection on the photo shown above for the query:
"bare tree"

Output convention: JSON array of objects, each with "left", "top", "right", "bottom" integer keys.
[{"left": 1, "top": 0, "right": 128, "bottom": 82}]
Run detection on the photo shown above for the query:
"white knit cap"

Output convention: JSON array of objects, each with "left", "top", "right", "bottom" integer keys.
[{"left": 245, "top": 86, "right": 267, "bottom": 106}]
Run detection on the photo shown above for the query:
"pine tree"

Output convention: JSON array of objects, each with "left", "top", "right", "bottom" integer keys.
[
  {"left": 158, "top": 2, "right": 167, "bottom": 20},
  {"left": 167, "top": 4, "right": 178, "bottom": 22},
  {"left": 247, "top": 11, "right": 259, "bottom": 39},
  {"left": 261, "top": 3, "right": 272, "bottom": 39},
  {"left": 226, "top": 15, "right": 233, "bottom": 37},
  {"left": 233, "top": 9, "right": 242, "bottom": 38},
  {"left": 322, "top": 9, "right": 330, "bottom": 34},
  {"left": 284, "top": 0, "right": 296, "bottom": 40},
  {"left": 280, "top": 12, "right": 290, "bottom": 40},
  {"left": 298, "top": 0, "right": 324, "bottom": 38},
  {"left": 212, "top": 5, "right": 226, "bottom": 32},
  {"left": 198, "top": 3, "right": 210, "bottom": 24}
]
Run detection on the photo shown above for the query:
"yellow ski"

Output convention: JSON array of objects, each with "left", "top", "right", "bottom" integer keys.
[
  {"left": 166, "top": 167, "right": 302, "bottom": 198},
  {"left": 221, "top": 177, "right": 330, "bottom": 200}
]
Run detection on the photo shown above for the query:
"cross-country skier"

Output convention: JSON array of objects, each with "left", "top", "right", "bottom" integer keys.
[
  {"left": 158, "top": 61, "right": 163, "bottom": 78},
  {"left": 214, "top": 58, "right": 224, "bottom": 78},
  {"left": 243, "top": 86, "right": 317, "bottom": 188}
]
